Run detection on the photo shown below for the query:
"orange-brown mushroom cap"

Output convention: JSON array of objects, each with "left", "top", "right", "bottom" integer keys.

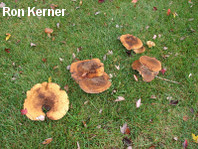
[
  {"left": 133, "top": 46, "right": 146, "bottom": 54},
  {"left": 139, "top": 56, "right": 162, "bottom": 72},
  {"left": 132, "top": 60, "right": 142, "bottom": 71},
  {"left": 78, "top": 72, "right": 111, "bottom": 94},
  {"left": 45, "top": 28, "right": 53, "bottom": 34},
  {"left": 23, "top": 82, "right": 69, "bottom": 121},
  {"left": 70, "top": 58, "right": 104, "bottom": 82},
  {"left": 120, "top": 34, "right": 143, "bottom": 50}
]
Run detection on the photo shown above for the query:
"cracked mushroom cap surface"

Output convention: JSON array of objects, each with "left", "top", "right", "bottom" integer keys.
[
  {"left": 70, "top": 58, "right": 104, "bottom": 82},
  {"left": 139, "top": 56, "right": 162, "bottom": 72},
  {"left": 120, "top": 34, "right": 143, "bottom": 50},
  {"left": 23, "top": 82, "right": 69, "bottom": 121},
  {"left": 78, "top": 72, "right": 111, "bottom": 94}
]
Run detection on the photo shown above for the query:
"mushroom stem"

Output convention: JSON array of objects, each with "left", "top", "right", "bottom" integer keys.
[
  {"left": 155, "top": 76, "right": 181, "bottom": 84},
  {"left": 47, "top": 33, "right": 51, "bottom": 38}
]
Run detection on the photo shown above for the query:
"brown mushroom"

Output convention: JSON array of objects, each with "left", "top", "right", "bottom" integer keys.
[
  {"left": 139, "top": 56, "right": 161, "bottom": 72},
  {"left": 70, "top": 58, "right": 104, "bottom": 82},
  {"left": 23, "top": 82, "right": 69, "bottom": 121},
  {"left": 120, "top": 34, "right": 145, "bottom": 54},
  {"left": 132, "top": 56, "right": 161, "bottom": 82},
  {"left": 45, "top": 28, "right": 53, "bottom": 38},
  {"left": 78, "top": 72, "right": 111, "bottom": 94}
]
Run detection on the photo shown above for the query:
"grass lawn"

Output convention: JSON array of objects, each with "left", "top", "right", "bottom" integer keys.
[{"left": 0, "top": 0, "right": 197, "bottom": 148}]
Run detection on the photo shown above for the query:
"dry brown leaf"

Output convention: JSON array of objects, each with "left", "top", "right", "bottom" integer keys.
[
  {"left": 183, "top": 115, "right": 188, "bottom": 121},
  {"left": 42, "top": 138, "right": 53, "bottom": 144}
]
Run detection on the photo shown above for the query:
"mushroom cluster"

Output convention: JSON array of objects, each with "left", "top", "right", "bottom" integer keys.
[
  {"left": 120, "top": 34, "right": 145, "bottom": 54},
  {"left": 132, "top": 56, "right": 162, "bottom": 82},
  {"left": 23, "top": 82, "right": 69, "bottom": 121},
  {"left": 70, "top": 58, "right": 111, "bottom": 93}
]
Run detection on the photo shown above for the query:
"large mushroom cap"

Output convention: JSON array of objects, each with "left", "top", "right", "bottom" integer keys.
[
  {"left": 78, "top": 72, "right": 111, "bottom": 94},
  {"left": 23, "top": 82, "right": 69, "bottom": 121},
  {"left": 70, "top": 58, "right": 104, "bottom": 82},
  {"left": 45, "top": 28, "right": 53, "bottom": 34},
  {"left": 139, "top": 56, "right": 161, "bottom": 72},
  {"left": 120, "top": 34, "right": 143, "bottom": 50}
]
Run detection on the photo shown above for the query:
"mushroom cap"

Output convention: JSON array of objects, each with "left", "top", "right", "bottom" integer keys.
[
  {"left": 120, "top": 34, "right": 143, "bottom": 50},
  {"left": 132, "top": 60, "right": 142, "bottom": 71},
  {"left": 70, "top": 58, "right": 104, "bottom": 82},
  {"left": 146, "top": 41, "right": 155, "bottom": 48},
  {"left": 133, "top": 46, "right": 145, "bottom": 54},
  {"left": 23, "top": 82, "right": 69, "bottom": 121},
  {"left": 139, "top": 56, "right": 161, "bottom": 72},
  {"left": 139, "top": 66, "right": 159, "bottom": 82},
  {"left": 45, "top": 28, "right": 53, "bottom": 34},
  {"left": 78, "top": 72, "right": 111, "bottom": 94}
]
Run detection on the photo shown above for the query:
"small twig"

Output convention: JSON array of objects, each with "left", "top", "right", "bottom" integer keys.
[{"left": 156, "top": 76, "right": 181, "bottom": 84}]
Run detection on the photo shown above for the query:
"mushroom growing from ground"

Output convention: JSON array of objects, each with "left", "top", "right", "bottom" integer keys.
[
  {"left": 146, "top": 41, "right": 156, "bottom": 48},
  {"left": 70, "top": 58, "right": 104, "bottom": 82},
  {"left": 120, "top": 34, "right": 145, "bottom": 54},
  {"left": 132, "top": 56, "right": 161, "bottom": 82},
  {"left": 23, "top": 82, "right": 69, "bottom": 121},
  {"left": 45, "top": 28, "right": 53, "bottom": 38},
  {"left": 70, "top": 58, "right": 111, "bottom": 93}
]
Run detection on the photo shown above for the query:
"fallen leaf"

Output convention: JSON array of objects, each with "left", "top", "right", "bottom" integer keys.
[
  {"left": 153, "top": 35, "right": 157, "bottom": 40},
  {"left": 153, "top": 7, "right": 157, "bottom": 11},
  {"left": 42, "top": 58, "right": 47, "bottom": 62},
  {"left": 136, "top": 98, "right": 141, "bottom": 108},
  {"left": 42, "top": 138, "right": 53, "bottom": 144},
  {"left": 131, "top": 0, "right": 138, "bottom": 3},
  {"left": 77, "top": 47, "right": 82, "bottom": 52},
  {"left": 6, "top": 33, "right": 11, "bottom": 41},
  {"left": 66, "top": 65, "right": 71, "bottom": 70},
  {"left": 173, "top": 136, "right": 178, "bottom": 141},
  {"left": 120, "top": 123, "right": 128, "bottom": 134},
  {"left": 98, "top": 0, "right": 105, "bottom": 3},
  {"left": 56, "top": 23, "right": 60, "bottom": 28},
  {"left": 30, "top": 43, "right": 36, "bottom": 47},
  {"left": 82, "top": 121, "right": 87, "bottom": 127},
  {"left": 150, "top": 95, "right": 157, "bottom": 99},
  {"left": 21, "top": 109, "right": 27, "bottom": 115},
  {"left": 72, "top": 53, "right": 76, "bottom": 59},
  {"left": 64, "top": 85, "right": 69, "bottom": 92},
  {"left": 192, "top": 133, "right": 198, "bottom": 143},
  {"left": 160, "top": 68, "right": 166, "bottom": 75},
  {"left": 190, "top": 108, "right": 194, "bottom": 114},
  {"left": 115, "top": 96, "right": 125, "bottom": 102},
  {"left": 99, "top": 109, "right": 103, "bottom": 114},
  {"left": 115, "top": 65, "right": 120, "bottom": 70},
  {"left": 167, "top": 9, "right": 171, "bottom": 16},
  {"left": 163, "top": 47, "right": 168, "bottom": 50},
  {"left": 183, "top": 115, "right": 188, "bottom": 121},
  {"left": 149, "top": 145, "right": 156, "bottom": 149},
  {"left": 5, "top": 48, "right": 10, "bottom": 53},
  {"left": 133, "top": 74, "right": 138, "bottom": 82},
  {"left": 53, "top": 66, "right": 59, "bottom": 70},
  {"left": 59, "top": 57, "right": 64, "bottom": 62},
  {"left": 0, "top": 2, "right": 6, "bottom": 8},
  {"left": 95, "top": 11, "right": 100, "bottom": 15},
  {"left": 183, "top": 139, "right": 188, "bottom": 149},
  {"left": 170, "top": 100, "right": 178, "bottom": 105},
  {"left": 50, "top": 4, "right": 58, "bottom": 9}
]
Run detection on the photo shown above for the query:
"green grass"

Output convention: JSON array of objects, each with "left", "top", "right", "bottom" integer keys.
[{"left": 0, "top": 0, "right": 197, "bottom": 148}]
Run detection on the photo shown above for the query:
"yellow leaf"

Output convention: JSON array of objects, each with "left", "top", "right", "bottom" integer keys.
[
  {"left": 48, "top": 77, "right": 52, "bottom": 83},
  {"left": 6, "top": 33, "right": 11, "bottom": 41},
  {"left": 42, "top": 138, "right": 53, "bottom": 144},
  {"left": 192, "top": 133, "right": 198, "bottom": 143}
]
